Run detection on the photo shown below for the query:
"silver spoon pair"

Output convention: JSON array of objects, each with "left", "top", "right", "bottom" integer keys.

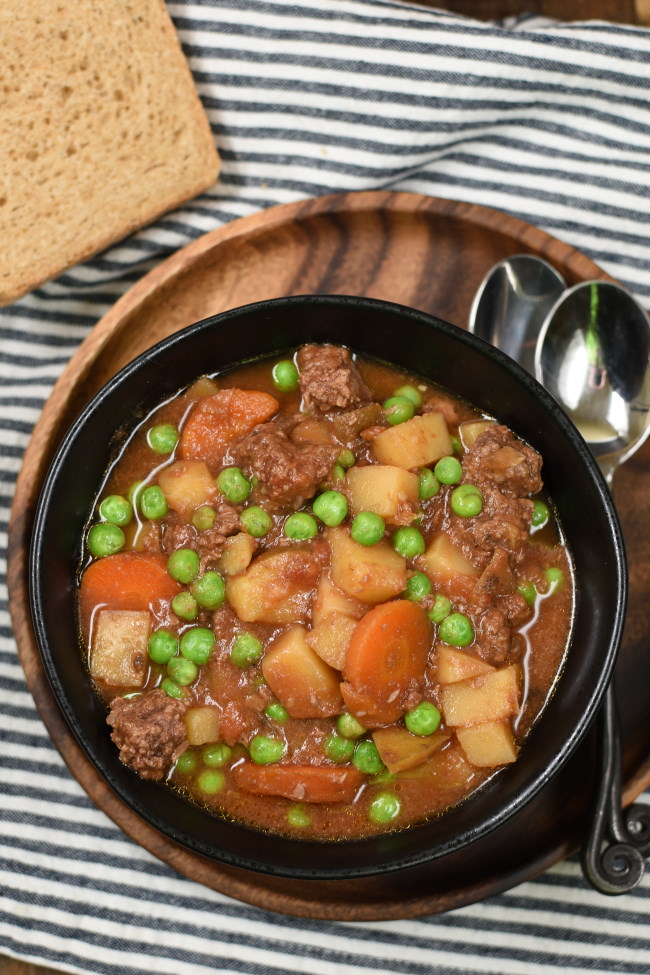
[{"left": 469, "top": 255, "right": 650, "bottom": 894}]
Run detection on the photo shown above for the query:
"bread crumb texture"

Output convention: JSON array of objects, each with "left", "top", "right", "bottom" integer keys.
[{"left": 0, "top": 0, "right": 220, "bottom": 305}]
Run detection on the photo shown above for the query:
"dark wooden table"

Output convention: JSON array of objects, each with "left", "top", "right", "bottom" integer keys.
[{"left": 3, "top": 2, "right": 648, "bottom": 974}]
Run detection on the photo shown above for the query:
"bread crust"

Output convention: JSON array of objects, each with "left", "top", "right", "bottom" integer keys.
[{"left": 0, "top": 0, "right": 220, "bottom": 305}]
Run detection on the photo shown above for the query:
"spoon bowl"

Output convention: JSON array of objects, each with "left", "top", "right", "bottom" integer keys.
[
  {"left": 535, "top": 280, "right": 650, "bottom": 483},
  {"left": 469, "top": 254, "right": 567, "bottom": 374}
]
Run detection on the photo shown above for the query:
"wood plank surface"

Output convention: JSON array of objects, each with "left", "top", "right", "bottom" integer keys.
[{"left": 3, "top": 2, "right": 647, "bottom": 974}]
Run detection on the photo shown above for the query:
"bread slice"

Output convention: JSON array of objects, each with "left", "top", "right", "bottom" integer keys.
[{"left": 0, "top": 0, "right": 220, "bottom": 305}]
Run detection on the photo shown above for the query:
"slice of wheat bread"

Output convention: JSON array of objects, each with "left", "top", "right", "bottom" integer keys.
[{"left": 0, "top": 0, "right": 220, "bottom": 306}]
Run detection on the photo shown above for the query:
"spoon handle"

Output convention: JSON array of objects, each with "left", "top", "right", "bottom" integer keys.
[{"left": 581, "top": 680, "right": 650, "bottom": 894}]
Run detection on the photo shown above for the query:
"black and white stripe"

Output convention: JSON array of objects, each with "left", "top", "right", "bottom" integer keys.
[{"left": 2, "top": 1, "right": 650, "bottom": 972}]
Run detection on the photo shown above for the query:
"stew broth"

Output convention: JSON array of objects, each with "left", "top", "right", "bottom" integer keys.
[{"left": 78, "top": 346, "right": 574, "bottom": 840}]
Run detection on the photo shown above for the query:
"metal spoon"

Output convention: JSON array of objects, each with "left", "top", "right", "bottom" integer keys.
[
  {"left": 535, "top": 280, "right": 650, "bottom": 892},
  {"left": 535, "top": 280, "right": 650, "bottom": 485},
  {"left": 469, "top": 255, "right": 566, "bottom": 375},
  {"left": 469, "top": 258, "right": 650, "bottom": 894}
]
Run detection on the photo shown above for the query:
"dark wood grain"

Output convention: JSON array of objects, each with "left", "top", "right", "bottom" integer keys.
[{"left": 418, "top": 0, "right": 650, "bottom": 24}]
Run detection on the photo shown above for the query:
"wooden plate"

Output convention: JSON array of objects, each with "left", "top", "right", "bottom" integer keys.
[{"left": 8, "top": 191, "right": 650, "bottom": 920}]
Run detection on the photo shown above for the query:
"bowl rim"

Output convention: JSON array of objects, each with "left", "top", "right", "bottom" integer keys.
[{"left": 29, "top": 293, "right": 628, "bottom": 879}]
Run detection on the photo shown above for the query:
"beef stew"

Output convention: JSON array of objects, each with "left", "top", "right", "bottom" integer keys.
[{"left": 78, "top": 344, "right": 574, "bottom": 840}]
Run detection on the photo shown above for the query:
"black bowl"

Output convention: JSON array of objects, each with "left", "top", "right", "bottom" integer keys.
[{"left": 29, "top": 294, "right": 627, "bottom": 880}]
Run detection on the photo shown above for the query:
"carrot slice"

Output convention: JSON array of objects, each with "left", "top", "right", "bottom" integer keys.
[
  {"left": 233, "top": 762, "right": 365, "bottom": 803},
  {"left": 79, "top": 552, "right": 181, "bottom": 637},
  {"left": 341, "top": 599, "right": 432, "bottom": 727},
  {"left": 179, "top": 388, "right": 279, "bottom": 468}
]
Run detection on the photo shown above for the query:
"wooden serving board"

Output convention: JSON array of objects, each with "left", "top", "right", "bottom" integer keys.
[{"left": 8, "top": 191, "right": 650, "bottom": 919}]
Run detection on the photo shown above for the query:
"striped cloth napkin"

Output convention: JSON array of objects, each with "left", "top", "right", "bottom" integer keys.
[{"left": 2, "top": 1, "right": 650, "bottom": 973}]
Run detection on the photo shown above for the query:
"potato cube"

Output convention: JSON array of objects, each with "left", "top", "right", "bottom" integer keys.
[
  {"left": 305, "top": 612, "right": 359, "bottom": 670},
  {"left": 345, "top": 465, "right": 419, "bottom": 525},
  {"left": 157, "top": 459, "right": 215, "bottom": 517},
  {"left": 436, "top": 645, "right": 495, "bottom": 684},
  {"left": 422, "top": 533, "right": 479, "bottom": 582},
  {"left": 327, "top": 527, "right": 407, "bottom": 604},
  {"left": 372, "top": 412, "right": 453, "bottom": 469},
  {"left": 90, "top": 609, "right": 150, "bottom": 687},
  {"left": 456, "top": 721, "right": 517, "bottom": 767},
  {"left": 441, "top": 666, "right": 520, "bottom": 727},
  {"left": 459, "top": 420, "right": 496, "bottom": 449},
  {"left": 312, "top": 575, "right": 366, "bottom": 626},
  {"left": 372, "top": 726, "right": 450, "bottom": 773},
  {"left": 185, "top": 706, "right": 220, "bottom": 746},
  {"left": 226, "top": 548, "right": 319, "bottom": 623},
  {"left": 219, "top": 532, "right": 256, "bottom": 576},
  {"left": 262, "top": 626, "right": 344, "bottom": 718}
]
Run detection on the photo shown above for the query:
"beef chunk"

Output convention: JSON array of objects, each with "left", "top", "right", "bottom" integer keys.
[
  {"left": 297, "top": 344, "right": 372, "bottom": 413},
  {"left": 231, "top": 422, "right": 339, "bottom": 507},
  {"left": 107, "top": 689, "right": 187, "bottom": 781},
  {"left": 477, "top": 608, "right": 511, "bottom": 663},
  {"left": 463, "top": 425, "right": 542, "bottom": 497},
  {"left": 162, "top": 516, "right": 198, "bottom": 553},
  {"left": 162, "top": 503, "right": 241, "bottom": 568}
]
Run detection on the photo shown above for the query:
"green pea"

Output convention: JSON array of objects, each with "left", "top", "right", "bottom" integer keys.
[
  {"left": 338, "top": 449, "right": 356, "bottom": 469},
  {"left": 230, "top": 632, "right": 264, "bottom": 668},
  {"left": 167, "top": 655, "right": 198, "bottom": 686},
  {"left": 147, "top": 423, "right": 179, "bottom": 454},
  {"left": 392, "top": 526, "right": 425, "bottom": 558},
  {"left": 450, "top": 483, "right": 484, "bottom": 517},
  {"left": 140, "top": 485, "right": 168, "bottom": 520},
  {"left": 287, "top": 804, "right": 311, "bottom": 828},
  {"left": 350, "top": 511, "right": 385, "bottom": 546},
  {"left": 202, "top": 743, "right": 232, "bottom": 768},
  {"left": 336, "top": 713, "right": 366, "bottom": 739},
  {"left": 272, "top": 359, "right": 299, "bottom": 392},
  {"left": 324, "top": 734, "right": 355, "bottom": 764},
  {"left": 284, "top": 512, "right": 318, "bottom": 540},
  {"left": 405, "top": 571, "right": 431, "bottom": 602},
  {"left": 87, "top": 523, "right": 125, "bottom": 558},
  {"left": 264, "top": 702, "right": 289, "bottom": 723},
  {"left": 518, "top": 580, "right": 537, "bottom": 606},
  {"left": 438, "top": 612, "right": 474, "bottom": 647},
  {"left": 368, "top": 791, "right": 402, "bottom": 824},
  {"left": 434, "top": 456, "right": 463, "bottom": 485},
  {"left": 428, "top": 594, "right": 452, "bottom": 624},
  {"left": 249, "top": 735, "right": 285, "bottom": 765},
  {"left": 98, "top": 494, "right": 133, "bottom": 527},
  {"left": 313, "top": 490, "right": 348, "bottom": 527},
  {"left": 544, "top": 566, "right": 564, "bottom": 592},
  {"left": 171, "top": 591, "right": 199, "bottom": 621},
  {"left": 353, "top": 740, "right": 385, "bottom": 775},
  {"left": 532, "top": 500, "right": 550, "bottom": 528},
  {"left": 394, "top": 384, "right": 422, "bottom": 409},
  {"left": 451, "top": 435, "right": 462, "bottom": 455},
  {"left": 331, "top": 463, "right": 346, "bottom": 481},
  {"left": 405, "top": 701, "right": 441, "bottom": 736},
  {"left": 160, "top": 677, "right": 184, "bottom": 699},
  {"left": 383, "top": 395, "right": 415, "bottom": 426},
  {"left": 180, "top": 627, "right": 215, "bottom": 665},
  {"left": 240, "top": 505, "right": 273, "bottom": 538},
  {"left": 192, "top": 505, "right": 216, "bottom": 531},
  {"left": 190, "top": 570, "right": 225, "bottom": 610},
  {"left": 196, "top": 769, "right": 225, "bottom": 795},
  {"left": 176, "top": 750, "right": 198, "bottom": 774},
  {"left": 167, "top": 548, "right": 200, "bottom": 585},
  {"left": 217, "top": 467, "right": 251, "bottom": 504},
  {"left": 418, "top": 468, "right": 440, "bottom": 500},
  {"left": 148, "top": 628, "right": 178, "bottom": 665}
]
